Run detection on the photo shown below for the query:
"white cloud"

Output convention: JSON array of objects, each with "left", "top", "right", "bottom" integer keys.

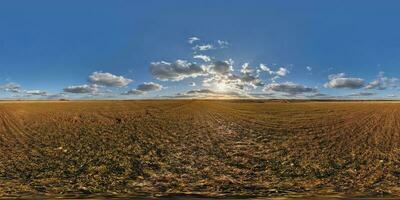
[
  {"left": 365, "top": 71, "right": 398, "bottom": 90},
  {"left": 188, "top": 37, "right": 200, "bottom": 44},
  {"left": 63, "top": 84, "right": 98, "bottom": 93},
  {"left": 150, "top": 60, "right": 205, "bottom": 81},
  {"left": 217, "top": 40, "right": 229, "bottom": 48},
  {"left": 324, "top": 73, "right": 364, "bottom": 89},
  {"left": 276, "top": 67, "right": 289, "bottom": 76},
  {"left": 201, "top": 61, "right": 264, "bottom": 92},
  {"left": 89, "top": 72, "right": 132, "bottom": 87},
  {"left": 193, "top": 44, "right": 214, "bottom": 51},
  {"left": 193, "top": 54, "right": 211, "bottom": 62},
  {"left": 328, "top": 73, "right": 345, "bottom": 79},
  {"left": 26, "top": 90, "right": 47, "bottom": 96},
  {"left": 259, "top": 64, "right": 271, "bottom": 73},
  {"left": 306, "top": 66, "right": 312, "bottom": 71},
  {"left": 259, "top": 64, "right": 289, "bottom": 80},
  {"left": 365, "top": 80, "right": 380, "bottom": 90},
  {"left": 240, "top": 63, "right": 254, "bottom": 74}
]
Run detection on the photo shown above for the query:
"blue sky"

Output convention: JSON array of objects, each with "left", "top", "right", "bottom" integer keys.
[{"left": 1, "top": 0, "right": 400, "bottom": 99}]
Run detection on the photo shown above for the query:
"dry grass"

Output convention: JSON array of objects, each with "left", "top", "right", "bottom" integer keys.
[{"left": 1, "top": 100, "right": 400, "bottom": 198}]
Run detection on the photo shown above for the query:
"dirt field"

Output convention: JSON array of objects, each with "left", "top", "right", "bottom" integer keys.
[{"left": 1, "top": 100, "right": 400, "bottom": 198}]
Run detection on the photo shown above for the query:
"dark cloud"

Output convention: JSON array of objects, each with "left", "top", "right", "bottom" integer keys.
[
  {"left": 208, "top": 61, "right": 232, "bottom": 75},
  {"left": 150, "top": 60, "right": 205, "bottom": 81},
  {"left": 180, "top": 89, "right": 248, "bottom": 98},
  {"left": 186, "top": 89, "right": 215, "bottom": 94},
  {"left": 1, "top": 82, "right": 21, "bottom": 93},
  {"left": 137, "top": 82, "right": 163, "bottom": 92},
  {"left": 121, "top": 89, "right": 144, "bottom": 95},
  {"left": 122, "top": 82, "right": 163, "bottom": 96},
  {"left": 305, "top": 93, "right": 330, "bottom": 98},
  {"left": 46, "top": 93, "right": 68, "bottom": 100},
  {"left": 63, "top": 84, "right": 98, "bottom": 93},
  {"left": 347, "top": 92, "right": 376, "bottom": 97},
  {"left": 264, "top": 82, "right": 317, "bottom": 95}
]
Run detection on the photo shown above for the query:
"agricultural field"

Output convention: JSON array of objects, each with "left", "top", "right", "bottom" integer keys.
[{"left": 1, "top": 100, "right": 400, "bottom": 198}]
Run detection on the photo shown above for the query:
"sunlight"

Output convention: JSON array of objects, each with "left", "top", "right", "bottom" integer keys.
[{"left": 214, "top": 81, "right": 229, "bottom": 92}]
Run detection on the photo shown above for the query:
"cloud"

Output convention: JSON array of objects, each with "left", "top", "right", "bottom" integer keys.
[
  {"left": 188, "top": 37, "right": 200, "bottom": 44},
  {"left": 207, "top": 60, "right": 233, "bottom": 75},
  {"left": 324, "top": 73, "right": 364, "bottom": 89},
  {"left": 365, "top": 71, "right": 398, "bottom": 90},
  {"left": 276, "top": 67, "right": 289, "bottom": 76},
  {"left": 121, "top": 89, "right": 144, "bottom": 95},
  {"left": 259, "top": 64, "right": 289, "bottom": 80},
  {"left": 250, "top": 92, "right": 277, "bottom": 98},
  {"left": 26, "top": 90, "right": 47, "bottom": 96},
  {"left": 347, "top": 92, "right": 376, "bottom": 97},
  {"left": 264, "top": 82, "right": 317, "bottom": 95},
  {"left": 122, "top": 82, "right": 163, "bottom": 96},
  {"left": 240, "top": 63, "right": 254, "bottom": 74},
  {"left": 150, "top": 60, "right": 205, "bottom": 81},
  {"left": 193, "top": 44, "right": 214, "bottom": 51},
  {"left": 202, "top": 61, "right": 263, "bottom": 91},
  {"left": 190, "top": 38, "right": 227, "bottom": 51},
  {"left": 217, "top": 40, "right": 229, "bottom": 48},
  {"left": 365, "top": 80, "right": 381, "bottom": 90},
  {"left": 306, "top": 66, "right": 312, "bottom": 71},
  {"left": 46, "top": 93, "right": 68, "bottom": 100},
  {"left": 63, "top": 84, "right": 98, "bottom": 93},
  {"left": 239, "top": 73, "right": 263, "bottom": 87},
  {"left": 237, "top": 63, "right": 263, "bottom": 87},
  {"left": 177, "top": 88, "right": 249, "bottom": 99},
  {"left": 259, "top": 64, "right": 271, "bottom": 73},
  {"left": 305, "top": 93, "right": 330, "bottom": 98},
  {"left": 193, "top": 54, "right": 211, "bottom": 62},
  {"left": 136, "top": 82, "right": 163, "bottom": 91},
  {"left": 1, "top": 82, "right": 21, "bottom": 93},
  {"left": 186, "top": 89, "right": 215, "bottom": 94},
  {"left": 89, "top": 72, "right": 132, "bottom": 87}
]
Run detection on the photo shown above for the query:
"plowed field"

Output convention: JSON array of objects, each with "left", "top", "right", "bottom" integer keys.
[{"left": 1, "top": 100, "right": 400, "bottom": 198}]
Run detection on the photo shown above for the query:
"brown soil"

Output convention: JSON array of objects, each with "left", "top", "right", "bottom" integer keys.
[{"left": 1, "top": 100, "right": 400, "bottom": 198}]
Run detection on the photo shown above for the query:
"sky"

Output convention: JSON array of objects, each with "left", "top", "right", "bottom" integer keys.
[{"left": 1, "top": 0, "right": 400, "bottom": 99}]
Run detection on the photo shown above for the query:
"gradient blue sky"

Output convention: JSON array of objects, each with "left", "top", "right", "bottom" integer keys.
[{"left": 1, "top": 0, "right": 400, "bottom": 99}]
